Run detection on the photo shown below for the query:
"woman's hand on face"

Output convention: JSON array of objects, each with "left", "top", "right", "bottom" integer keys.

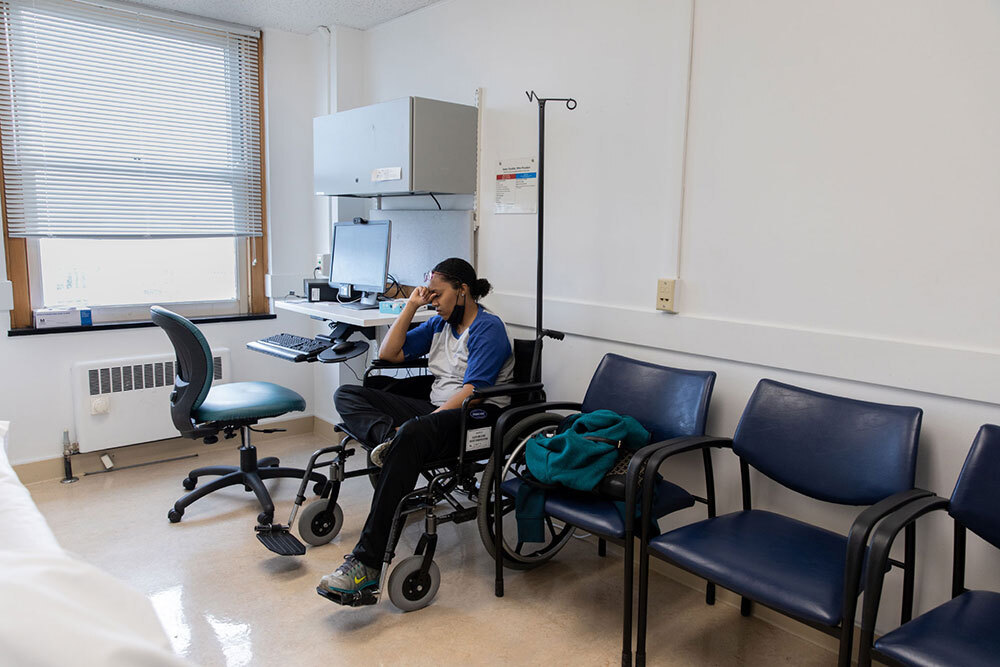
[{"left": 408, "top": 286, "right": 434, "bottom": 308}]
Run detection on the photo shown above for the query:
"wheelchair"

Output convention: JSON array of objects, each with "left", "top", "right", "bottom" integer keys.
[{"left": 262, "top": 330, "right": 572, "bottom": 611}]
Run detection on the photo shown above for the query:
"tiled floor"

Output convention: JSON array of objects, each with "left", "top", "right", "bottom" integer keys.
[{"left": 28, "top": 433, "right": 835, "bottom": 666}]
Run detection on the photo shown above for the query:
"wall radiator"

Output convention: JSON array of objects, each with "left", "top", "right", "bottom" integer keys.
[{"left": 72, "top": 349, "right": 230, "bottom": 453}]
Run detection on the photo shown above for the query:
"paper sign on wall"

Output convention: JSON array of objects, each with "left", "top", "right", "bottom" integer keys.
[{"left": 494, "top": 157, "right": 537, "bottom": 214}]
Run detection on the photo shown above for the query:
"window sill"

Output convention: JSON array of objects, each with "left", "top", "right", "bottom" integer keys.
[{"left": 7, "top": 312, "right": 276, "bottom": 336}]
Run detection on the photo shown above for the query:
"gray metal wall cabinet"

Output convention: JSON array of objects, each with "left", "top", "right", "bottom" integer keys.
[{"left": 314, "top": 97, "right": 477, "bottom": 197}]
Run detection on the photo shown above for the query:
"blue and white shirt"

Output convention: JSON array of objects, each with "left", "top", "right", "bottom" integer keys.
[{"left": 401, "top": 307, "right": 514, "bottom": 407}]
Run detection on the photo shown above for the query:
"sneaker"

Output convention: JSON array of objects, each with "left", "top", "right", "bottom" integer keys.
[
  {"left": 370, "top": 439, "right": 392, "bottom": 467},
  {"left": 320, "top": 554, "right": 379, "bottom": 594}
]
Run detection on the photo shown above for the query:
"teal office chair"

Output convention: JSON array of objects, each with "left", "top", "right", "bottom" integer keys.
[{"left": 151, "top": 306, "right": 325, "bottom": 524}]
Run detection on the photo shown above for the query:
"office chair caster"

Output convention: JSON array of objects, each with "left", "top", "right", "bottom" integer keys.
[
  {"left": 167, "top": 508, "right": 183, "bottom": 523},
  {"left": 387, "top": 555, "right": 440, "bottom": 612},
  {"left": 297, "top": 499, "right": 344, "bottom": 546}
]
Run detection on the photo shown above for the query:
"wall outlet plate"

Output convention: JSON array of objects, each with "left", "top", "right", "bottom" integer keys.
[{"left": 656, "top": 278, "right": 677, "bottom": 313}]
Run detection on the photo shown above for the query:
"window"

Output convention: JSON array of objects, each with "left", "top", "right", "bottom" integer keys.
[{"left": 0, "top": 0, "right": 267, "bottom": 328}]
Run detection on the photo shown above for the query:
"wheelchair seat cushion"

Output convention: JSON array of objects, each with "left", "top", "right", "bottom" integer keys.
[
  {"left": 874, "top": 590, "right": 1000, "bottom": 667},
  {"left": 193, "top": 382, "right": 306, "bottom": 423},
  {"left": 649, "top": 510, "right": 854, "bottom": 626},
  {"left": 501, "top": 477, "right": 694, "bottom": 539}
]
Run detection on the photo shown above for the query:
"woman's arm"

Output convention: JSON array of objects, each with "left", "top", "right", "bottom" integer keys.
[
  {"left": 433, "top": 383, "right": 476, "bottom": 413},
  {"left": 379, "top": 286, "right": 433, "bottom": 363}
]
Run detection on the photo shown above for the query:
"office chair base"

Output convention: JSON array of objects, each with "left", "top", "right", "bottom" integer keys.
[
  {"left": 316, "top": 585, "right": 379, "bottom": 607},
  {"left": 168, "top": 441, "right": 326, "bottom": 524}
]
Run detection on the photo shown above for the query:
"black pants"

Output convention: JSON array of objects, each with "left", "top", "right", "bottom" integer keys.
[{"left": 333, "top": 384, "right": 464, "bottom": 568}]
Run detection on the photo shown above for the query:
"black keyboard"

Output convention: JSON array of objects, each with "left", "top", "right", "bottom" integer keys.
[
  {"left": 260, "top": 333, "right": 329, "bottom": 353},
  {"left": 248, "top": 333, "right": 330, "bottom": 362}
]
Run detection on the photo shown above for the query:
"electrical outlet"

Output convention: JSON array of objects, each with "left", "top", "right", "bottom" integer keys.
[{"left": 656, "top": 278, "right": 677, "bottom": 313}]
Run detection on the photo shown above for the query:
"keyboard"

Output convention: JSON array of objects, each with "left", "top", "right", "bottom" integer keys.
[{"left": 247, "top": 333, "right": 330, "bottom": 362}]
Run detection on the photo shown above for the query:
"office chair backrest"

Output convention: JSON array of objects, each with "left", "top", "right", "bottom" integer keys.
[
  {"left": 733, "top": 379, "right": 922, "bottom": 506},
  {"left": 150, "top": 306, "right": 214, "bottom": 436},
  {"left": 580, "top": 353, "right": 716, "bottom": 442},
  {"left": 949, "top": 424, "right": 1000, "bottom": 548}
]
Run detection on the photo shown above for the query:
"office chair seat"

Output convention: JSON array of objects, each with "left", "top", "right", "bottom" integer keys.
[
  {"left": 873, "top": 591, "right": 1000, "bottom": 667},
  {"left": 501, "top": 477, "right": 695, "bottom": 539},
  {"left": 649, "top": 510, "right": 857, "bottom": 626},
  {"left": 193, "top": 382, "right": 306, "bottom": 423}
]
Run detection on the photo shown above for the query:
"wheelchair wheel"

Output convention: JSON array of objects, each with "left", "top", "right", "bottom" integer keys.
[
  {"left": 477, "top": 412, "right": 575, "bottom": 570},
  {"left": 297, "top": 498, "right": 344, "bottom": 546},
  {"left": 387, "top": 555, "right": 440, "bottom": 612}
]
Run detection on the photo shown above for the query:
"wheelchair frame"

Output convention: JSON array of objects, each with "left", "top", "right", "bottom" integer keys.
[{"left": 291, "top": 330, "right": 565, "bottom": 610}]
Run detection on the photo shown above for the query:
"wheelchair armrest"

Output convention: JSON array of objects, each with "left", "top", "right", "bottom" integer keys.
[
  {"left": 369, "top": 358, "right": 429, "bottom": 370},
  {"left": 471, "top": 382, "right": 544, "bottom": 400},
  {"left": 634, "top": 436, "right": 734, "bottom": 540},
  {"left": 856, "top": 494, "right": 951, "bottom": 667}
]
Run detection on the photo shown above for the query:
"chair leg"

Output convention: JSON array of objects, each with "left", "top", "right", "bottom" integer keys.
[
  {"left": 598, "top": 537, "right": 607, "bottom": 557},
  {"left": 173, "top": 471, "right": 247, "bottom": 511},
  {"left": 186, "top": 465, "right": 239, "bottom": 481},
  {"left": 706, "top": 582, "right": 715, "bottom": 605},
  {"left": 241, "top": 470, "right": 275, "bottom": 518},
  {"left": 902, "top": 522, "right": 916, "bottom": 624},
  {"left": 257, "top": 466, "right": 326, "bottom": 486},
  {"left": 740, "top": 597, "right": 752, "bottom": 616}
]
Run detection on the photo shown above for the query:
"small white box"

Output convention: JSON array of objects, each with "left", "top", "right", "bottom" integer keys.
[{"left": 33, "top": 307, "right": 93, "bottom": 328}]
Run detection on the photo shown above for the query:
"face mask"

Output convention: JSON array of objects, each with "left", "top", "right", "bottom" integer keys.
[{"left": 446, "top": 291, "right": 466, "bottom": 327}]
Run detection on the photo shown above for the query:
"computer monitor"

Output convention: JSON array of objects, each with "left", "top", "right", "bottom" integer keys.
[{"left": 329, "top": 219, "right": 391, "bottom": 310}]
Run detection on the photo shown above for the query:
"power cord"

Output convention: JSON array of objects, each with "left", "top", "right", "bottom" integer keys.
[
  {"left": 428, "top": 193, "right": 442, "bottom": 210},
  {"left": 386, "top": 273, "right": 406, "bottom": 298},
  {"left": 336, "top": 290, "right": 362, "bottom": 304}
]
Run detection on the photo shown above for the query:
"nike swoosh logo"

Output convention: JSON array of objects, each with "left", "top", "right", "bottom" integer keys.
[{"left": 354, "top": 575, "right": 367, "bottom": 584}]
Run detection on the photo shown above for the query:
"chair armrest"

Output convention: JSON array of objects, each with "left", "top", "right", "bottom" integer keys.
[
  {"left": 843, "top": 489, "right": 936, "bottom": 605},
  {"left": 369, "top": 358, "right": 429, "bottom": 370},
  {"left": 634, "top": 436, "right": 735, "bottom": 540},
  {"left": 471, "top": 382, "right": 544, "bottom": 400},
  {"left": 856, "top": 495, "right": 951, "bottom": 667},
  {"left": 492, "top": 401, "right": 583, "bottom": 446}
]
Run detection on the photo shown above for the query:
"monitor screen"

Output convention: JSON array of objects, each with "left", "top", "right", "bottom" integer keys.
[{"left": 329, "top": 220, "right": 391, "bottom": 293}]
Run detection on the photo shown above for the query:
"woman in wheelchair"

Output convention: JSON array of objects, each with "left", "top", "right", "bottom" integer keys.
[{"left": 320, "top": 257, "right": 515, "bottom": 597}]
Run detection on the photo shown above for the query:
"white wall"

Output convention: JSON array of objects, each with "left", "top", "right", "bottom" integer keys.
[
  {"left": 0, "top": 29, "right": 320, "bottom": 466},
  {"left": 321, "top": 0, "right": 1000, "bottom": 636}
]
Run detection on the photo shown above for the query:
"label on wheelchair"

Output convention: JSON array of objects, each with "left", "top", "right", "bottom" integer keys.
[{"left": 466, "top": 426, "right": 492, "bottom": 452}]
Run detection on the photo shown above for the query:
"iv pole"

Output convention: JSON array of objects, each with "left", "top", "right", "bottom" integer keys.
[
  {"left": 525, "top": 90, "right": 576, "bottom": 380},
  {"left": 493, "top": 91, "right": 578, "bottom": 601}
]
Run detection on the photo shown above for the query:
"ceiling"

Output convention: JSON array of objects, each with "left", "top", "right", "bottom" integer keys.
[{"left": 125, "top": 0, "right": 445, "bottom": 33}]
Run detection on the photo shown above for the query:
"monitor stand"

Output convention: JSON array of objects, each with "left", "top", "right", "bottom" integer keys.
[{"left": 341, "top": 290, "right": 379, "bottom": 310}]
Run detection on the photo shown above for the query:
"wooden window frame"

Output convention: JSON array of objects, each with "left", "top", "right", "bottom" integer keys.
[{"left": 1, "top": 36, "right": 269, "bottom": 330}]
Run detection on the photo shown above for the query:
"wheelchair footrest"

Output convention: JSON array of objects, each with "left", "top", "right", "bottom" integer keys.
[
  {"left": 255, "top": 524, "right": 306, "bottom": 556},
  {"left": 316, "top": 585, "right": 378, "bottom": 607},
  {"left": 451, "top": 506, "right": 478, "bottom": 524}
]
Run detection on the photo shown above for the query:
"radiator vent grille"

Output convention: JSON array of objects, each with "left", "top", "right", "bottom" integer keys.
[{"left": 86, "top": 356, "right": 224, "bottom": 396}]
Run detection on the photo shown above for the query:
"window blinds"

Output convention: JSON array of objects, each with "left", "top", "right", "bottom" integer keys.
[{"left": 0, "top": 0, "right": 263, "bottom": 238}]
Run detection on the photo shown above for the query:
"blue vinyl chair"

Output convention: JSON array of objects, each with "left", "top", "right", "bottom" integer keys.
[
  {"left": 151, "top": 306, "right": 324, "bottom": 525},
  {"left": 487, "top": 353, "right": 716, "bottom": 666},
  {"left": 632, "top": 379, "right": 925, "bottom": 667},
  {"left": 858, "top": 424, "right": 1000, "bottom": 667}
]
